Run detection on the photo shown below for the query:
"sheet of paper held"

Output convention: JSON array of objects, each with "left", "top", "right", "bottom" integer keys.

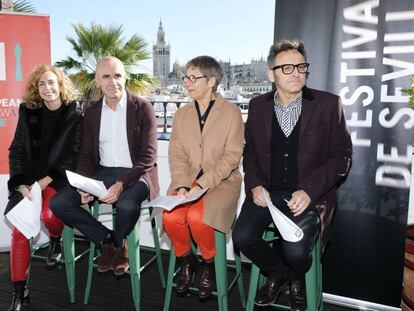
[
  {"left": 143, "top": 187, "right": 209, "bottom": 219},
  {"left": 6, "top": 182, "right": 42, "bottom": 239},
  {"left": 263, "top": 190, "right": 304, "bottom": 242},
  {"left": 66, "top": 170, "right": 108, "bottom": 198}
]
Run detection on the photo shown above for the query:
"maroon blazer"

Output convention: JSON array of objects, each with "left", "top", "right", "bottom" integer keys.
[
  {"left": 243, "top": 87, "right": 352, "bottom": 249},
  {"left": 76, "top": 92, "right": 159, "bottom": 199}
]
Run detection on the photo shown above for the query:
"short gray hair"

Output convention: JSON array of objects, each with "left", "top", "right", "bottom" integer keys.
[{"left": 267, "top": 39, "right": 307, "bottom": 68}]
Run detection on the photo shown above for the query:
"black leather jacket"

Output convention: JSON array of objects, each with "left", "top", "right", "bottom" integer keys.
[{"left": 7, "top": 102, "right": 83, "bottom": 194}]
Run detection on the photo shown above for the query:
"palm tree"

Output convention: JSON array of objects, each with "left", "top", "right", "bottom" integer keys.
[
  {"left": 1, "top": 0, "right": 35, "bottom": 12},
  {"left": 56, "top": 22, "right": 156, "bottom": 100}
]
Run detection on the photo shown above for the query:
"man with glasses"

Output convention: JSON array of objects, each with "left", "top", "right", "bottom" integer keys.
[{"left": 232, "top": 39, "right": 352, "bottom": 310}]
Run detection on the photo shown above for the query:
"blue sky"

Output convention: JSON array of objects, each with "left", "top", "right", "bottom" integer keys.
[{"left": 30, "top": 0, "right": 275, "bottom": 74}]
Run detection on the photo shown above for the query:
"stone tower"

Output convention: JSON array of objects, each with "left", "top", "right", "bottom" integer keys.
[{"left": 153, "top": 20, "right": 170, "bottom": 86}]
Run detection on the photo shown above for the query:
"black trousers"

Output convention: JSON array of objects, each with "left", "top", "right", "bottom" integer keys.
[
  {"left": 232, "top": 191, "right": 320, "bottom": 278},
  {"left": 50, "top": 166, "right": 148, "bottom": 247}
]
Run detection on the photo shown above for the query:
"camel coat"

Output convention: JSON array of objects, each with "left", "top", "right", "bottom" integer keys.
[{"left": 168, "top": 94, "right": 244, "bottom": 233}]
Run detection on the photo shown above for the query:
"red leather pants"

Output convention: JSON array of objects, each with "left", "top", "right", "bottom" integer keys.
[{"left": 10, "top": 187, "right": 63, "bottom": 281}]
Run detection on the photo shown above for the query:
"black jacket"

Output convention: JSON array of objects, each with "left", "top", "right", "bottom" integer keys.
[{"left": 7, "top": 102, "right": 83, "bottom": 196}]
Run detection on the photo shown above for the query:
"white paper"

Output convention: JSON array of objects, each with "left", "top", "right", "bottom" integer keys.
[
  {"left": 66, "top": 170, "right": 108, "bottom": 198},
  {"left": 142, "top": 188, "right": 208, "bottom": 212},
  {"left": 5, "top": 182, "right": 42, "bottom": 239},
  {"left": 263, "top": 190, "right": 304, "bottom": 242}
]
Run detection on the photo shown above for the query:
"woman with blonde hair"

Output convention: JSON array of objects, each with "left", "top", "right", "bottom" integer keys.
[{"left": 5, "top": 65, "right": 83, "bottom": 311}]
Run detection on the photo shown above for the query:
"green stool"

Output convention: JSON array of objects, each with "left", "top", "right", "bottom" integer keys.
[
  {"left": 82, "top": 201, "right": 166, "bottom": 311},
  {"left": 28, "top": 222, "right": 89, "bottom": 303},
  {"left": 27, "top": 233, "right": 89, "bottom": 301},
  {"left": 163, "top": 230, "right": 246, "bottom": 311},
  {"left": 245, "top": 226, "right": 323, "bottom": 311}
]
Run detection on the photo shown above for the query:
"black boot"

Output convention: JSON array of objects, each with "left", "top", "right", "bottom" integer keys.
[
  {"left": 46, "top": 237, "right": 62, "bottom": 267},
  {"left": 176, "top": 252, "right": 197, "bottom": 295},
  {"left": 8, "top": 281, "right": 30, "bottom": 311},
  {"left": 198, "top": 260, "right": 215, "bottom": 299}
]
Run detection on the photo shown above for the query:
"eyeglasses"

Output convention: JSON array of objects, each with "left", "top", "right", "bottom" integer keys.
[
  {"left": 182, "top": 75, "right": 207, "bottom": 83},
  {"left": 271, "top": 63, "right": 310, "bottom": 75}
]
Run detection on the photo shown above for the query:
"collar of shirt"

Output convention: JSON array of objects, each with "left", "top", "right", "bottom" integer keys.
[
  {"left": 273, "top": 91, "right": 302, "bottom": 111},
  {"left": 273, "top": 91, "right": 303, "bottom": 137},
  {"left": 102, "top": 91, "right": 127, "bottom": 110}
]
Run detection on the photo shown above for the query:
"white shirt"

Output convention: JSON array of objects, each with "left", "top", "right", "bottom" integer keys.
[{"left": 99, "top": 92, "right": 133, "bottom": 168}]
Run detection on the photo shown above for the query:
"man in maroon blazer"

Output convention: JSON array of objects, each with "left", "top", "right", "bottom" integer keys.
[
  {"left": 51, "top": 56, "right": 159, "bottom": 276},
  {"left": 232, "top": 40, "right": 352, "bottom": 310}
]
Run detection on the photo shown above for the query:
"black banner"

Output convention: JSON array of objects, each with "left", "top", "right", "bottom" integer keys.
[{"left": 274, "top": 0, "right": 414, "bottom": 307}]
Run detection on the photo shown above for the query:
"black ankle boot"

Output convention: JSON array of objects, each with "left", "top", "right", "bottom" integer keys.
[
  {"left": 8, "top": 281, "right": 30, "bottom": 311},
  {"left": 46, "top": 237, "right": 62, "bottom": 267}
]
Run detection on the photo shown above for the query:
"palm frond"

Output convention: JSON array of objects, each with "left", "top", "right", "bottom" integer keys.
[
  {"left": 10, "top": 0, "right": 36, "bottom": 12},
  {"left": 56, "top": 22, "right": 155, "bottom": 100}
]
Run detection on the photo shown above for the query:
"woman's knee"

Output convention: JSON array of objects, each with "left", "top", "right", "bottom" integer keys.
[
  {"left": 11, "top": 227, "right": 28, "bottom": 244},
  {"left": 162, "top": 210, "right": 186, "bottom": 229},
  {"left": 186, "top": 208, "right": 203, "bottom": 228}
]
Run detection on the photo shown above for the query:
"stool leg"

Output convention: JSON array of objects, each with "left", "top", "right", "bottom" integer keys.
[
  {"left": 83, "top": 240, "right": 96, "bottom": 304},
  {"left": 163, "top": 247, "right": 176, "bottom": 311},
  {"left": 84, "top": 202, "right": 100, "bottom": 304},
  {"left": 150, "top": 208, "right": 166, "bottom": 288},
  {"left": 214, "top": 231, "right": 228, "bottom": 311},
  {"left": 246, "top": 263, "right": 260, "bottom": 311},
  {"left": 315, "top": 237, "right": 323, "bottom": 311},
  {"left": 234, "top": 249, "right": 246, "bottom": 308},
  {"left": 127, "top": 221, "right": 141, "bottom": 311},
  {"left": 62, "top": 225, "right": 75, "bottom": 303},
  {"left": 306, "top": 236, "right": 323, "bottom": 311}
]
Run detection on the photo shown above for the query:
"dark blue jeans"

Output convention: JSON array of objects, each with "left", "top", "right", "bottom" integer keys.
[
  {"left": 232, "top": 191, "right": 320, "bottom": 278},
  {"left": 51, "top": 166, "right": 148, "bottom": 247}
]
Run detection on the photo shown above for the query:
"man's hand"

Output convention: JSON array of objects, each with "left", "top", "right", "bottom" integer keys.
[
  {"left": 287, "top": 190, "right": 311, "bottom": 217},
  {"left": 37, "top": 176, "right": 52, "bottom": 191},
  {"left": 99, "top": 181, "right": 124, "bottom": 204},
  {"left": 251, "top": 185, "right": 268, "bottom": 207},
  {"left": 77, "top": 189, "right": 94, "bottom": 204}
]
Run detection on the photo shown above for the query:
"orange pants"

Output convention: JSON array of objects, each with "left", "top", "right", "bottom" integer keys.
[
  {"left": 163, "top": 198, "right": 216, "bottom": 260},
  {"left": 10, "top": 187, "right": 64, "bottom": 281}
]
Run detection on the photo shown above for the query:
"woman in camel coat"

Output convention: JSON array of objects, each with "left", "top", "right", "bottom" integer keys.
[{"left": 163, "top": 55, "right": 244, "bottom": 299}]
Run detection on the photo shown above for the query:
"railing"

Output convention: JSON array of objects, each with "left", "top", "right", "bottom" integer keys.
[
  {"left": 77, "top": 100, "right": 248, "bottom": 141},
  {"left": 151, "top": 100, "right": 188, "bottom": 140}
]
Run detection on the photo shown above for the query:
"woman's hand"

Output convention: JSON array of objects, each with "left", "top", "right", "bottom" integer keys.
[
  {"left": 18, "top": 185, "right": 32, "bottom": 201},
  {"left": 176, "top": 187, "right": 188, "bottom": 198},
  {"left": 185, "top": 185, "right": 202, "bottom": 197},
  {"left": 37, "top": 176, "right": 52, "bottom": 190}
]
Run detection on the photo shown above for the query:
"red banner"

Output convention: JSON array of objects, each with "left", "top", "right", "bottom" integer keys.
[{"left": 0, "top": 13, "right": 51, "bottom": 173}]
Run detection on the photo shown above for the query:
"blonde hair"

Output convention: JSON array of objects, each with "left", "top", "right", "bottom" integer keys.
[{"left": 22, "top": 65, "right": 77, "bottom": 109}]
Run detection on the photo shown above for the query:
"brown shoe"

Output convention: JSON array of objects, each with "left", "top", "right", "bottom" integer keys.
[
  {"left": 289, "top": 277, "right": 307, "bottom": 311},
  {"left": 176, "top": 253, "right": 197, "bottom": 295},
  {"left": 112, "top": 243, "right": 129, "bottom": 276},
  {"left": 198, "top": 260, "right": 215, "bottom": 299},
  {"left": 97, "top": 243, "right": 114, "bottom": 273}
]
